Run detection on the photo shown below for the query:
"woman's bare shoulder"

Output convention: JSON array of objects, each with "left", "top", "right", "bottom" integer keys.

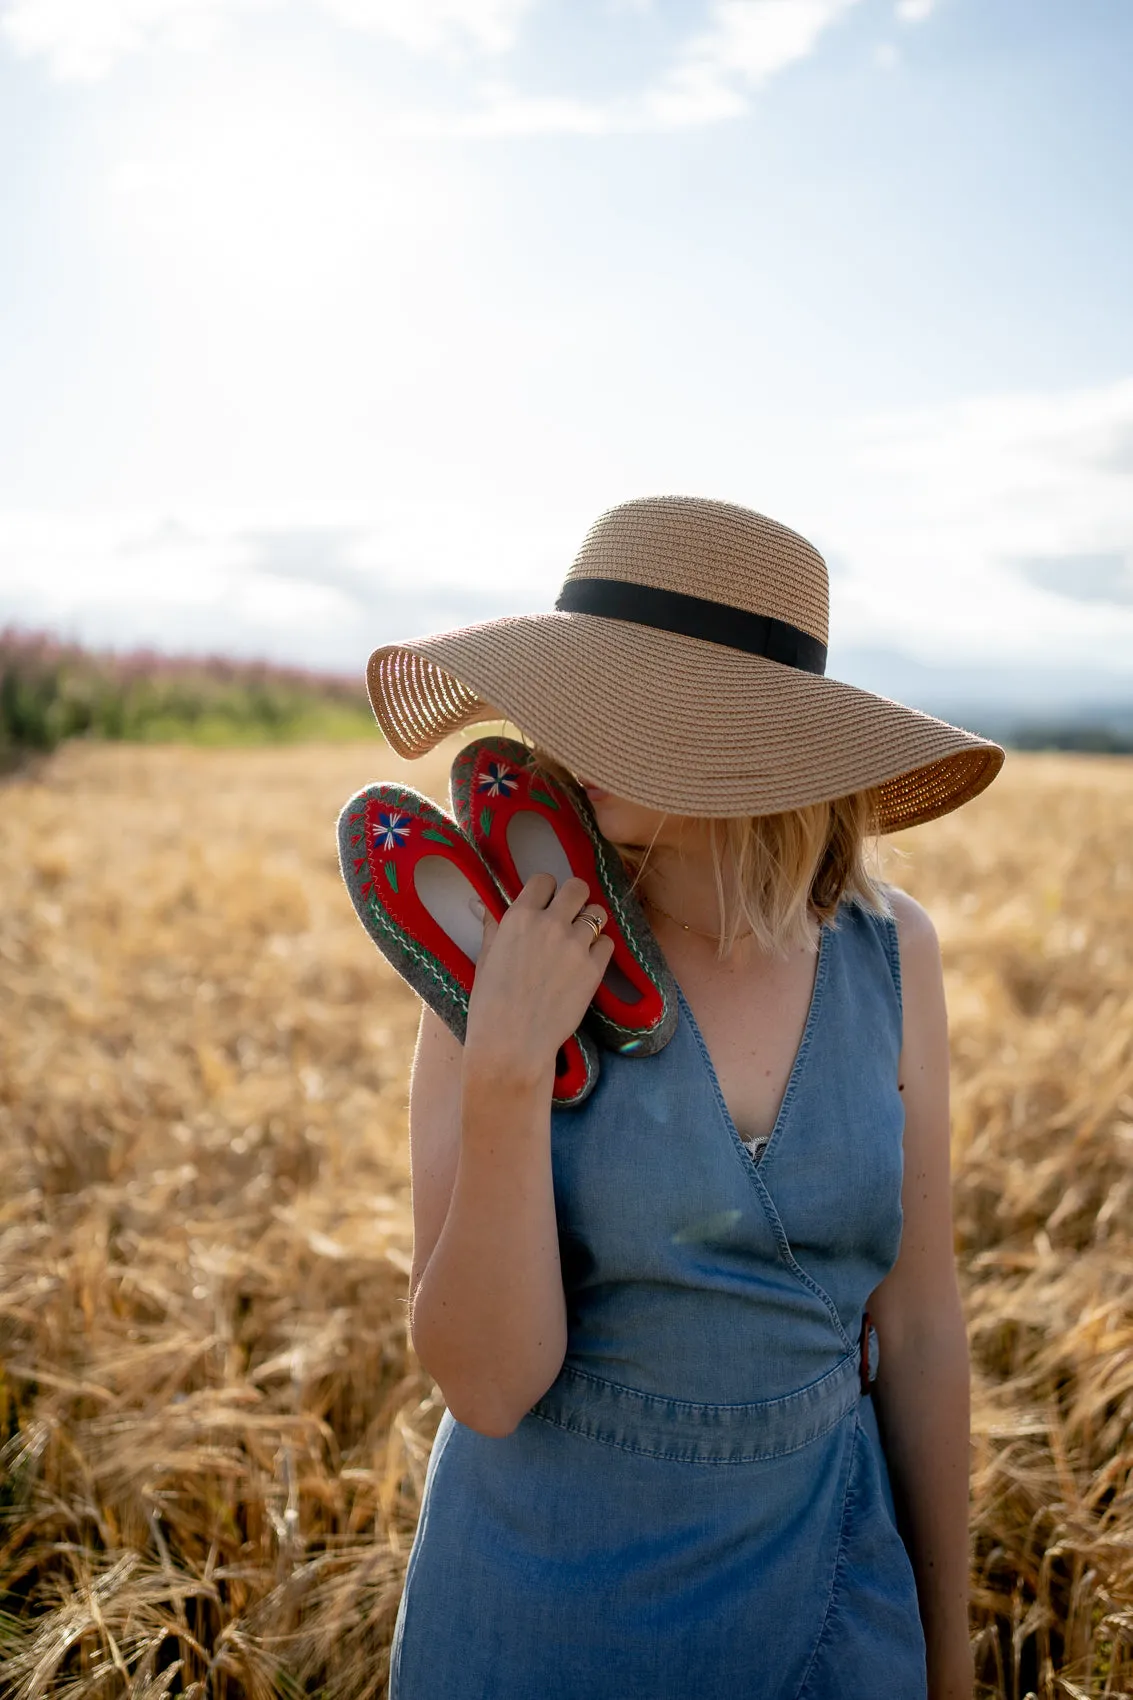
[{"left": 881, "top": 883, "right": 941, "bottom": 956}]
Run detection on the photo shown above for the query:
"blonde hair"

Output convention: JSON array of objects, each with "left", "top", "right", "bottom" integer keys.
[{"left": 522, "top": 738, "right": 899, "bottom": 960}]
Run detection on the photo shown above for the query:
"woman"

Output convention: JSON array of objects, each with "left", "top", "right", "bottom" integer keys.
[{"left": 364, "top": 496, "right": 1003, "bottom": 1700}]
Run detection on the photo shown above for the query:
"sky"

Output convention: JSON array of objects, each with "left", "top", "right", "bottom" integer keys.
[{"left": 1, "top": 0, "right": 1131, "bottom": 704}]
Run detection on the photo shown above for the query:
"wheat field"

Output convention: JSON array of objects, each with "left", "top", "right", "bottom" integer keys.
[{"left": 1, "top": 739, "right": 1131, "bottom": 1699}]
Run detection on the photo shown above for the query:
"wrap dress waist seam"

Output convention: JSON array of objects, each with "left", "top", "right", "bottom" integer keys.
[{"left": 524, "top": 1350, "right": 868, "bottom": 1465}]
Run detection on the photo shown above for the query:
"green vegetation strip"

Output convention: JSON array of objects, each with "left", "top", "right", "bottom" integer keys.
[{"left": 0, "top": 629, "right": 378, "bottom": 754}]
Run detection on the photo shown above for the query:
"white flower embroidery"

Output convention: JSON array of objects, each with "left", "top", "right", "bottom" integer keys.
[
  {"left": 374, "top": 810, "right": 411, "bottom": 850},
  {"left": 478, "top": 762, "right": 519, "bottom": 798}
]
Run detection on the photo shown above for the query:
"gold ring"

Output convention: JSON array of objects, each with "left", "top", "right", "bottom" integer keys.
[{"left": 580, "top": 907, "right": 606, "bottom": 940}]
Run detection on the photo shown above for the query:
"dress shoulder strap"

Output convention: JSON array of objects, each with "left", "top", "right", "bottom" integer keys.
[
  {"left": 836, "top": 886, "right": 903, "bottom": 1018},
  {"left": 875, "top": 889, "right": 903, "bottom": 1016}
]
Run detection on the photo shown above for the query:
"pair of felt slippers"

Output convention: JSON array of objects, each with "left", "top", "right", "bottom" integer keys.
[{"left": 336, "top": 736, "right": 678, "bottom": 1107}]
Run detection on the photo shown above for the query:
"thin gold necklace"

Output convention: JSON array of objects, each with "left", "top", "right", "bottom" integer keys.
[{"left": 643, "top": 895, "right": 755, "bottom": 943}]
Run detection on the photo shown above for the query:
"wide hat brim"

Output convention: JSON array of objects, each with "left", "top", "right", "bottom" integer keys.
[{"left": 367, "top": 611, "right": 1005, "bottom": 834}]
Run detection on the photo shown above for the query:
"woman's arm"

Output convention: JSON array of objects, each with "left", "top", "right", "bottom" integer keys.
[
  {"left": 406, "top": 873, "right": 614, "bottom": 1438},
  {"left": 869, "top": 888, "right": 974, "bottom": 1700}
]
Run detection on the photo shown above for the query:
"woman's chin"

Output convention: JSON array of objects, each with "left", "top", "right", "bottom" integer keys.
[{"left": 585, "top": 792, "right": 669, "bottom": 849}]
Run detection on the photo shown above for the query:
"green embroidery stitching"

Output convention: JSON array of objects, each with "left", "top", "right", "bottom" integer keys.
[
  {"left": 528, "top": 788, "right": 559, "bottom": 809},
  {"left": 354, "top": 786, "right": 473, "bottom": 1029},
  {"left": 363, "top": 893, "right": 467, "bottom": 1009},
  {"left": 479, "top": 806, "right": 492, "bottom": 838},
  {"left": 586, "top": 818, "right": 672, "bottom": 1032},
  {"left": 421, "top": 828, "right": 456, "bottom": 845}
]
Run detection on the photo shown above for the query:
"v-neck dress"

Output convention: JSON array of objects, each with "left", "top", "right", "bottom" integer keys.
[{"left": 389, "top": 896, "right": 927, "bottom": 1700}]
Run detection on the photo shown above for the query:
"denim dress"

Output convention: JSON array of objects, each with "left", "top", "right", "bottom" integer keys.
[{"left": 390, "top": 897, "right": 928, "bottom": 1699}]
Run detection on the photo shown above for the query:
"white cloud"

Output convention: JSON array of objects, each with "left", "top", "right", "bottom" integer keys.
[
  {"left": 5, "top": 380, "right": 1133, "bottom": 681},
  {"left": 626, "top": 0, "right": 864, "bottom": 129},
  {"left": 873, "top": 40, "right": 900, "bottom": 70},
  {"left": 0, "top": 0, "right": 534, "bottom": 80},
  {"left": 675, "top": 0, "right": 862, "bottom": 89},
  {"left": 314, "top": 0, "right": 532, "bottom": 56},
  {"left": 895, "top": 0, "right": 937, "bottom": 23},
  {"left": 0, "top": 512, "right": 511, "bottom": 669},
  {"left": 1, "top": 0, "right": 232, "bottom": 80},
  {"left": 4, "top": 0, "right": 863, "bottom": 131},
  {"left": 1013, "top": 552, "right": 1133, "bottom": 608},
  {"left": 384, "top": 0, "right": 865, "bottom": 138},
  {"left": 816, "top": 376, "right": 1133, "bottom": 667},
  {"left": 384, "top": 86, "right": 623, "bottom": 139}
]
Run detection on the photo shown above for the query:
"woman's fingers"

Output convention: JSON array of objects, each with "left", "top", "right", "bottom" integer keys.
[
  {"left": 509, "top": 873, "right": 597, "bottom": 932},
  {"left": 467, "top": 894, "right": 499, "bottom": 962},
  {"left": 518, "top": 878, "right": 609, "bottom": 957},
  {"left": 477, "top": 877, "right": 607, "bottom": 955},
  {"left": 509, "top": 871, "right": 560, "bottom": 911},
  {"left": 464, "top": 870, "right": 615, "bottom": 1074},
  {"left": 591, "top": 934, "right": 616, "bottom": 971},
  {"left": 547, "top": 875, "right": 593, "bottom": 924}
]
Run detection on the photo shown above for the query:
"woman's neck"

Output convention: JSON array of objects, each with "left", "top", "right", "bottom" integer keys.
[
  {"left": 633, "top": 833, "right": 818, "bottom": 955},
  {"left": 634, "top": 834, "right": 737, "bottom": 942}
]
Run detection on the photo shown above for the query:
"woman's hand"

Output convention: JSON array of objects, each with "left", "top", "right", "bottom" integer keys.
[{"left": 464, "top": 873, "right": 614, "bottom": 1090}]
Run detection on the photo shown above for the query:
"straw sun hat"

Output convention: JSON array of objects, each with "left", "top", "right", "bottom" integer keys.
[{"left": 367, "top": 495, "right": 1005, "bottom": 833}]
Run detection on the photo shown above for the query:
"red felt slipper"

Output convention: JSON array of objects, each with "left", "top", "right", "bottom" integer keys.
[
  {"left": 449, "top": 738, "right": 678, "bottom": 1057},
  {"left": 337, "top": 782, "right": 600, "bottom": 1109}
]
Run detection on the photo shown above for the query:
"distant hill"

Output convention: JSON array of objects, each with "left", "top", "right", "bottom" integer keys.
[{"left": 832, "top": 646, "right": 1133, "bottom": 753}]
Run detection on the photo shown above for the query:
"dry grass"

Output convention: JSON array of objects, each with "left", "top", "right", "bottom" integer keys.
[{"left": 1, "top": 741, "right": 1131, "bottom": 1699}]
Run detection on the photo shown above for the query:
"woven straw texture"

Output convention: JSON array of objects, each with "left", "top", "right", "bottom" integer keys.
[{"left": 367, "top": 496, "right": 1005, "bottom": 834}]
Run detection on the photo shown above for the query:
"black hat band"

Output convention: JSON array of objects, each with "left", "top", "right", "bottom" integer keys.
[{"left": 554, "top": 577, "right": 828, "bottom": 675}]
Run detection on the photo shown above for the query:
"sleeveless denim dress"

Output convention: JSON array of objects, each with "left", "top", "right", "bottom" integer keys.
[{"left": 390, "top": 897, "right": 928, "bottom": 1699}]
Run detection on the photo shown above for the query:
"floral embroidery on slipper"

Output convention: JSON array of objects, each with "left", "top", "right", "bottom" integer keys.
[
  {"left": 374, "top": 809, "right": 412, "bottom": 850},
  {"left": 477, "top": 761, "right": 519, "bottom": 798}
]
